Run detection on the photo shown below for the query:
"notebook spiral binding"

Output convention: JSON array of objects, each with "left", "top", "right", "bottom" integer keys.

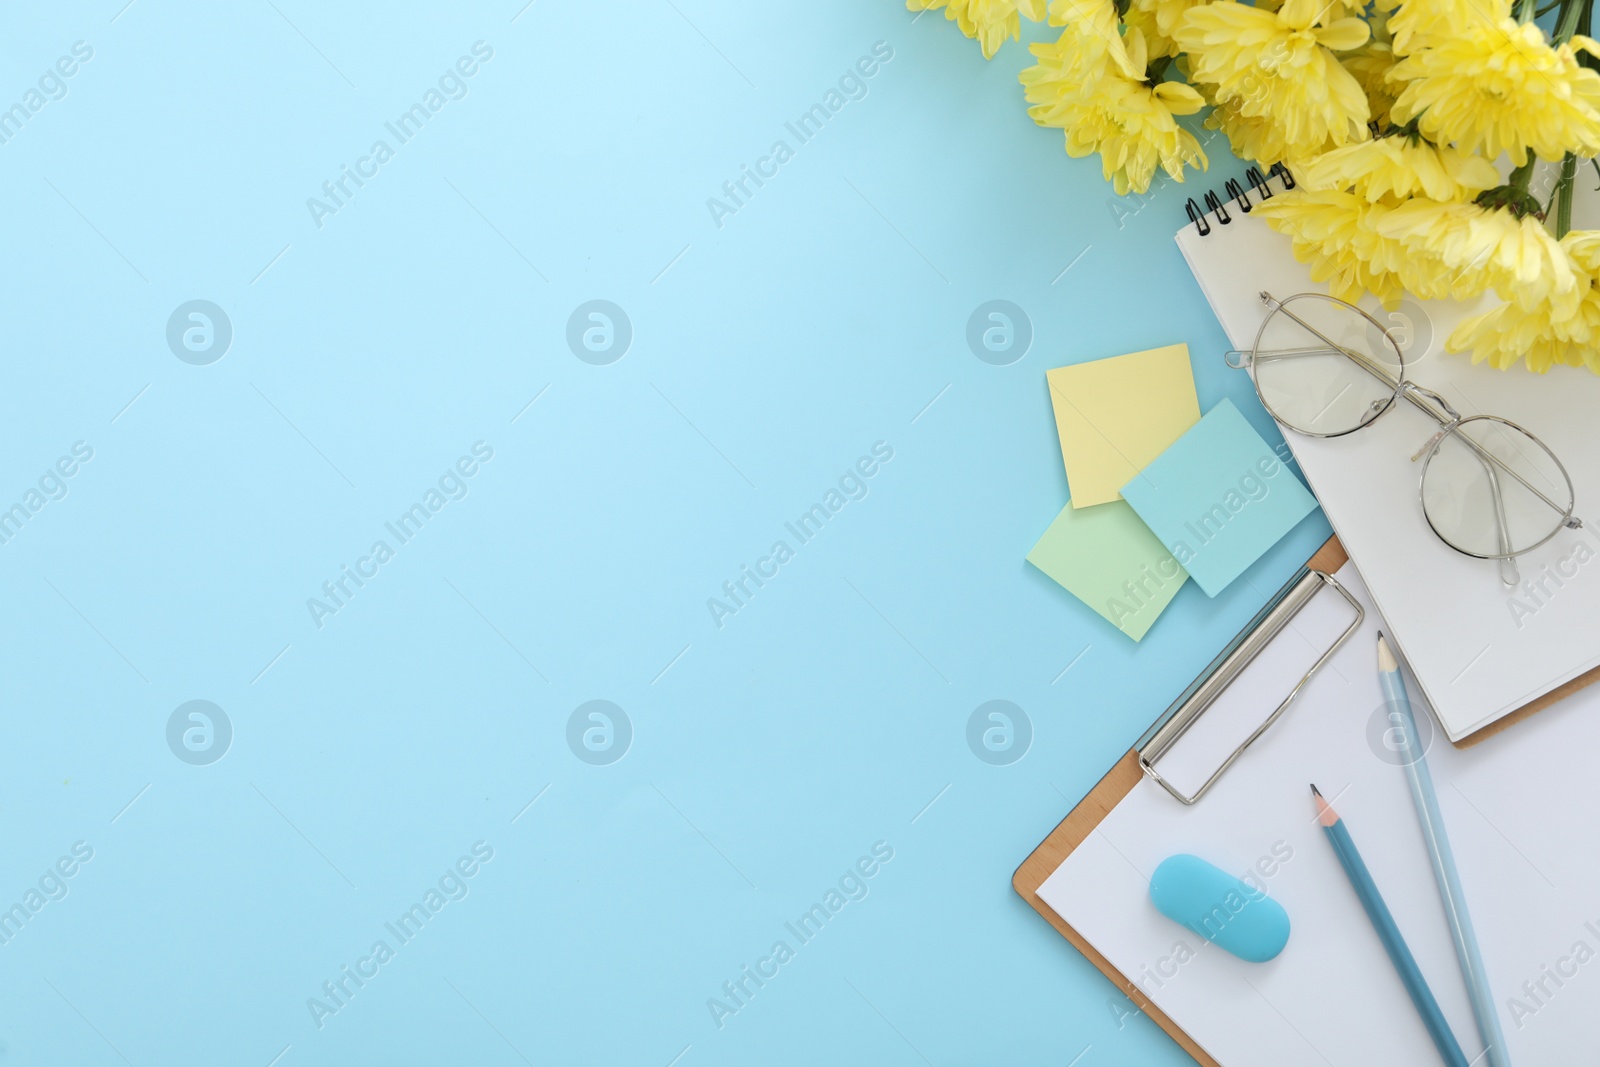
[{"left": 1183, "top": 162, "right": 1295, "bottom": 237}]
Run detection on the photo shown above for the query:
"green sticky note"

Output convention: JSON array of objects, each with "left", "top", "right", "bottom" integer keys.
[{"left": 1026, "top": 499, "right": 1189, "bottom": 641}]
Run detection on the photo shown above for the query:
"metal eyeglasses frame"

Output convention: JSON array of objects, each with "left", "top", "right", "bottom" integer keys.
[{"left": 1225, "top": 291, "right": 1582, "bottom": 586}]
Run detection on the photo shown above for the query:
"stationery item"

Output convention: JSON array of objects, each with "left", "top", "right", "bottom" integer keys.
[
  {"left": 1379, "top": 633, "right": 1510, "bottom": 1067},
  {"left": 1120, "top": 398, "right": 1319, "bottom": 597},
  {"left": 1148, "top": 854, "right": 1290, "bottom": 962},
  {"left": 1138, "top": 560, "right": 1362, "bottom": 805},
  {"left": 1025, "top": 498, "right": 1188, "bottom": 641},
  {"left": 1175, "top": 168, "right": 1600, "bottom": 742},
  {"left": 1017, "top": 540, "right": 1600, "bottom": 1066},
  {"left": 1312, "top": 784, "right": 1469, "bottom": 1067},
  {"left": 1180, "top": 165, "right": 1293, "bottom": 236},
  {"left": 1045, "top": 343, "right": 1201, "bottom": 508},
  {"left": 1229, "top": 290, "right": 1580, "bottom": 586}
]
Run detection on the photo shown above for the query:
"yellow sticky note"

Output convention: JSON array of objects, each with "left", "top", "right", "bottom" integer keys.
[{"left": 1046, "top": 344, "right": 1201, "bottom": 508}]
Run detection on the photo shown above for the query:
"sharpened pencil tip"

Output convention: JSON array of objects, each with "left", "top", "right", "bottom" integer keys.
[
  {"left": 1310, "top": 784, "right": 1339, "bottom": 826},
  {"left": 1377, "top": 631, "right": 1398, "bottom": 672}
]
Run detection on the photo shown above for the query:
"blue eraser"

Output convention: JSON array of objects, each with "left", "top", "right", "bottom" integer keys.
[{"left": 1149, "top": 854, "right": 1290, "bottom": 962}]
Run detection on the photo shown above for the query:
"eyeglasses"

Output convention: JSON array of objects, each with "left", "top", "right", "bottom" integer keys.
[{"left": 1225, "top": 292, "right": 1583, "bottom": 586}]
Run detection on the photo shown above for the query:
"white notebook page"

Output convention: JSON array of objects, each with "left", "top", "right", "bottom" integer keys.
[{"left": 1176, "top": 185, "right": 1600, "bottom": 740}]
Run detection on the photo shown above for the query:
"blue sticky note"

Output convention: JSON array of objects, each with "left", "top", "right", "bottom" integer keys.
[{"left": 1121, "top": 399, "right": 1319, "bottom": 597}]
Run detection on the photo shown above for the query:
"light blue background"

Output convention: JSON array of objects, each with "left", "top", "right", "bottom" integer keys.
[{"left": 0, "top": 2, "right": 1329, "bottom": 1064}]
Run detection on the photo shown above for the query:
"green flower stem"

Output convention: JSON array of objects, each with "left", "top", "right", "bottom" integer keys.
[
  {"left": 1554, "top": 0, "right": 1587, "bottom": 41},
  {"left": 1555, "top": 153, "right": 1578, "bottom": 238},
  {"left": 1145, "top": 55, "right": 1174, "bottom": 83},
  {"left": 1551, "top": 0, "right": 1587, "bottom": 243}
]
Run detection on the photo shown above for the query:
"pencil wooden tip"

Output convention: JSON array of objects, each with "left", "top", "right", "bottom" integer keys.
[
  {"left": 1310, "top": 785, "right": 1338, "bottom": 826},
  {"left": 1377, "top": 632, "right": 1398, "bottom": 673}
]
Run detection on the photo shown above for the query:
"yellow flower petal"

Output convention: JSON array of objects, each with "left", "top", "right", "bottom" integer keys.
[
  {"left": 1375, "top": 200, "right": 1579, "bottom": 316},
  {"left": 1256, "top": 189, "right": 1408, "bottom": 307},
  {"left": 1295, "top": 139, "right": 1499, "bottom": 202},
  {"left": 1177, "top": 1, "right": 1371, "bottom": 161},
  {"left": 1446, "top": 235, "right": 1600, "bottom": 373},
  {"left": 1388, "top": 0, "right": 1509, "bottom": 54},
  {"left": 910, "top": 0, "right": 1046, "bottom": 58},
  {"left": 1154, "top": 81, "right": 1205, "bottom": 115},
  {"left": 1389, "top": 19, "right": 1600, "bottom": 165},
  {"left": 1124, "top": 0, "right": 1206, "bottom": 58},
  {"left": 1020, "top": 25, "right": 1209, "bottom": 194},
  {"left": 1315, "top": 17, "right": 1371, "bottom": 52}
]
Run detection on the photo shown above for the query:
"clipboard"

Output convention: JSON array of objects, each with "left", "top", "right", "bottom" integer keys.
[{"left": 1011, "top": 534, "right": 1600, "bottom": 1064}]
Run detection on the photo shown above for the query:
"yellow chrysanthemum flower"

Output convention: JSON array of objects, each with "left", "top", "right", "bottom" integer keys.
[
  {"left": 1387, "top": 0, "right": 1508, "bottom": 55},
  {"left": 1256, "top": 189, "right": 1408, "bottom": 307},
  {"left": 1176, "top": 0, "right": 1371, "bottom": 162},
  {"left": 1340, "top": 10, "right": 1399, "bottom": 129},
  {"left": 1079, "top": 83, "right": 1208, "bottom": 196},
  {"left": 1123, "top": 4, "right": 1176, "bottom": 59},
  {"left": 1046, "top": 0, "right": 1111, "bottom": 24},
  {"left": 1203, "top": 105, "right": 1329, "bottom": 170},
  {"left": 1447, "top": 234, "right": 1600, "bottom": 373},
  {"left": 1295, "top": 138, "right": 1499, "bottom": 203},
  {"left": 909, "top": 0, "right": 1046, "bottom": 59},
  {"left": 1376, "top": 199, "right": 1579, "bottom": 315},
  {"left": 1020, "top": 13, "right": 1126, "bottom": 127},
  {"left": 1389, "top": 21, "right": 1600, "bottom": 166},
  {"left": 1341, "top": 48, "right": 1397, "bottom": 130},
  {"left": 1043, "top": 0, "right": 1126, "bottom": 65},
  {"left": 1123, "top": 0, "right": 1207, "bottom": 59},
  {"left": 1448, "top": 294, "right": 1600, "bottom": 372},
  {"left": 1021, "top": 26, "right": 1208, "bottom": 194}
]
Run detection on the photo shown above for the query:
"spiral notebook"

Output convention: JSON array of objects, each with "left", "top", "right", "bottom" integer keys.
[{"left": 1174, "top": 168, "right": 1600, "bottom": 743}]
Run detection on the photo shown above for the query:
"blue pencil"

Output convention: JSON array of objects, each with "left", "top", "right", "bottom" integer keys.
[
  {"left": 1379, "top": 632, "right": 1510, "bottom": 1066},
  {"left": 1312, "top": 784, "right": 1468, "bottom": 1067}
]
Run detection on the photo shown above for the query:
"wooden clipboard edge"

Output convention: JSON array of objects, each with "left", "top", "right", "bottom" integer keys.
[{"left": 1011, "top": 749, "right": 1218, "bottom": 1066}]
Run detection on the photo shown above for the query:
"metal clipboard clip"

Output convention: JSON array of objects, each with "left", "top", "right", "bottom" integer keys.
[{"left": 1136, "top": 566, "right": 1364, "bottom": 806}]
